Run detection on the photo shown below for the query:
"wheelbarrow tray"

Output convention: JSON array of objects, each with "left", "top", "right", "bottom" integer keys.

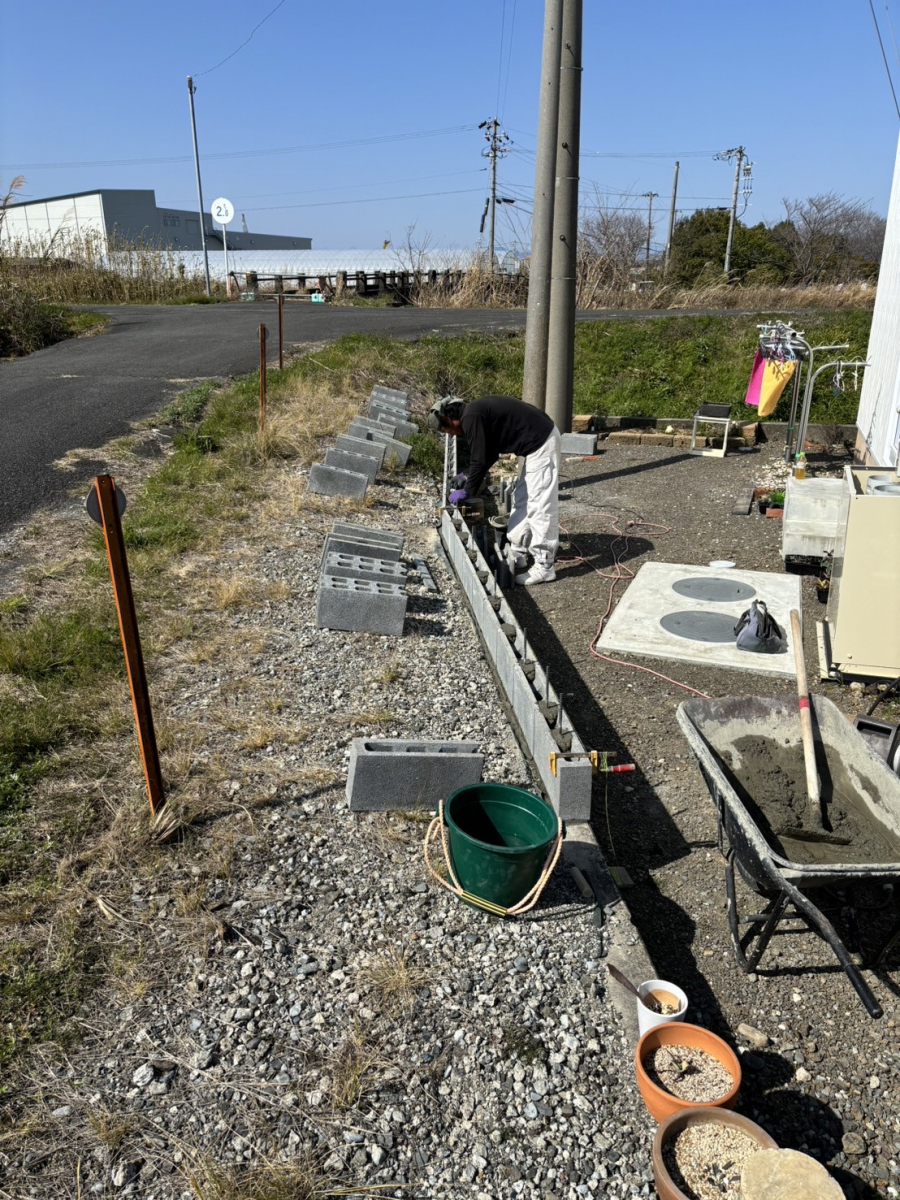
[{"left": 676, "top": 695, "right": 900, "bottom": 1017}]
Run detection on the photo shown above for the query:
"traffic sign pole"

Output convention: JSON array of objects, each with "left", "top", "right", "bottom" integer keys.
[
  {"left": 223, "top": 223, "right": 231, "bottom": 298},
  {"left": 211, "top": 198, "right": 235, "bottom": 301}
]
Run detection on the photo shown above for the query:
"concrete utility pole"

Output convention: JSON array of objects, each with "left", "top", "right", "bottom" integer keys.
[
  {"left": 545, "top": 0, "right": 583, "bottom": 433},
  {"left": 718, "top": 145, "right": 745, "bottom": 278},
  {"left": 642, "top": 192, "right": 658, "bottom": 269},
  {"left": 480, "top": 118, "right": 509, "bottom": 273},
  {"left": 663, "top": 160, "right": 680, "bottom": 278},
  {"left": 522, "top": 0, "right": 565, "bottom": 411},
  {"left": 186, "top": 76, "right": 211, "bottom": 298}
]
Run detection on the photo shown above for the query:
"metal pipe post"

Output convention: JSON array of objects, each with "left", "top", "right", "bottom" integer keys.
[
  {"left": 522, "top": 0, "right": 564, "bottom": 411},
  {"left": 278, "top": 292, "right": 284, "bottom": 369},
  {"left": 186, "top": 76, "right": 211, "bottom": 297},
  {"left": 259, "top": 324, "right": 268, "bottom": 431},
  {"left": 545, "top": 0, "right": 583, "bottom": 433}
]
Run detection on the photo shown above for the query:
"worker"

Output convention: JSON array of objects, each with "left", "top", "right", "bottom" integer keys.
[{"left": 426, "top": 394, "right": 561, "bottom": 586}]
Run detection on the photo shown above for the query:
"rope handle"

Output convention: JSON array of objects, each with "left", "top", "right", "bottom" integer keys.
[{"left": 423, "top": 798, "right": 564, "bottom": 917}]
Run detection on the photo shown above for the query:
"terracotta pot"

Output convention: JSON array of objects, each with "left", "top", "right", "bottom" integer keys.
[
  {"left": 652, "top": 1106, "right": 778, "bottom": 1200},
  {"left": 765, "top": 505, "right": 784, "bottom": 519},
  {"left": 634, "top": 1021, "right": 741, "bottom": 1122}
]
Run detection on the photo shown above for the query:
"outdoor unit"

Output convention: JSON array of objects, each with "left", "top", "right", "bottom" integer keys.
[{"left": 823, "top": 467, "right": 900, "bottom": 679}]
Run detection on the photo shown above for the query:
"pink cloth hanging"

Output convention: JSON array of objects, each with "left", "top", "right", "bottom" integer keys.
[{"left": 744, "top": 350, "right": 764, "bottom": 408}]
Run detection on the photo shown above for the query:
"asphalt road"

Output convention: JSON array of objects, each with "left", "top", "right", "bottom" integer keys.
[{"left": 0, "top": 301, "right": 731, "bottom": 535}]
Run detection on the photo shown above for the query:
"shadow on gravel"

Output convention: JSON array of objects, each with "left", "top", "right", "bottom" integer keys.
[
  {"left": 560, "top": 452, "right": 695, "bottom": 489},
  {"left": 556, "top": 531, "right": 653, "bottom": 581}
]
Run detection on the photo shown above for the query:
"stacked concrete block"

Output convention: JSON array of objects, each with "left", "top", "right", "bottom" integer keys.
[
  {"left": 346, "top": 738, "right": 484, "bottom": 811},
  {"left": 308, "top": 463, "right": 369, "bottom": 499},
  {"left": 324, "top": 448, "right": 379, "bottom": 484},
  {"left": 322, "top": 532, "right": 404, "bottom": 563},
  {"left": 332, "top": 522, "right": 405, "bottom": 547},
  {"left": 371, "top": 386, "right": 409, "bottom": 406},
  {"left": 335, "top": 434, "right": 386, "bottom": 468},
  {"left": 373, "top": 409, "right": 417, "bottom": 438},
  {"left": 323, "top": 552, "right": 407, "bottom": 585},
  {"left": 316, "top": 575, "right": 407, "bottom": 636}
]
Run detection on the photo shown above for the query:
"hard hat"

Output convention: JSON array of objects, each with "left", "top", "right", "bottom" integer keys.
[{"left": 426, "top": 395, "right": 463, "bottom": 433}]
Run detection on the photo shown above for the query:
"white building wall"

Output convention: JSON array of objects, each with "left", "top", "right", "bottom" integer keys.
[
  {"left": 1, "top": 192, "right": 106, "bottom": 250},
  {"left": 858, "top": 131, "right": 900, "bottom": 467}
]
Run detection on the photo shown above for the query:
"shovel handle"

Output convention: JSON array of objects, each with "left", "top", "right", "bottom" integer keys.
[{"left": 790, "top": 609, "right": 821, "bottom": 812}]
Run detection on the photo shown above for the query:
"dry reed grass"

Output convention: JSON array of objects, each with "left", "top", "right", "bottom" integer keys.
[{"left": 358, "top": 946, "right": 432, "bottom": 1016}]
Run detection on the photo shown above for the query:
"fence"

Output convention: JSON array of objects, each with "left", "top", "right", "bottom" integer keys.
[{"left": 233, "top": 268, "right": 473, "bottom": 302}]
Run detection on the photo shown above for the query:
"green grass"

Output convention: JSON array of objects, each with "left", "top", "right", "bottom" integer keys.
[
  {"left": 159, "top": 379, "right": 220, "bottom": 426},
  {"left": 0, "top": 297, "right": 108, "bottom": 358}
]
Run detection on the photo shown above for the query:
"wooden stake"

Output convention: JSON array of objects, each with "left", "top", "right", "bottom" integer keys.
[{"left": 94, "top": 475, "right": 164, "bottom": 815}]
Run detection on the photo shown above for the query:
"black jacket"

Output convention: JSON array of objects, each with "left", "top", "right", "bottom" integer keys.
[{"left": 460, "top": 396, "right": 554, "bottom": 498}]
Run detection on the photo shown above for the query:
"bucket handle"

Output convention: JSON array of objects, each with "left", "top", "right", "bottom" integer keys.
[{"left": 423, "top": 797, "right": 564, "bottom": 917}]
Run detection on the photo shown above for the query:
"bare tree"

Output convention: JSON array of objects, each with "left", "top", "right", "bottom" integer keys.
[
  {"left": 773, "top": 192, "right": 886, "bottom": 283},
  {"left": 577, "top": 195, "right": 647, "bottom": 305}
]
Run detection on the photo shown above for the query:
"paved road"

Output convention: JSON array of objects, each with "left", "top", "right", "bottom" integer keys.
[{"left": 0, "top": 301, "right": 733, "bottom": 534}]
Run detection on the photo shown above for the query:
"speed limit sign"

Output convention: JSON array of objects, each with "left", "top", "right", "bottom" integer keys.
[{"left": 211, "top": 197, "right": 234, "bottom": 226}]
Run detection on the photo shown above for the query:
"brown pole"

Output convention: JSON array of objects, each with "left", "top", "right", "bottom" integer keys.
[
  {"left": 259, "top": 323, "right": 268, "bottom": 431},
  {"left": 278, "top": 292, "right": 284, "bottom": 369},
  {"left": 94, "top": 475, "right": 164, "bottom": 816}
]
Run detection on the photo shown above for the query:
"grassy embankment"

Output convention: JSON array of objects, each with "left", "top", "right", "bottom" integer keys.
[{"left": 0, "top": 310, "right": 874, "bottom": 1101}]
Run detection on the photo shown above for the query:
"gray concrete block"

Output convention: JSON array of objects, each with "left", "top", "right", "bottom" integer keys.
[
  {"left": 347, "top": 424, "right": 411, "bottom": 467},
  {"left": 323, "top": 552, "right": 407, "bottom": 585},
  {"left": 351, "top": 414, "right": 399, "bottom": 439},
  {"left": 560, "top": 432, "right": 597, "bottom": 455},
  {"left": 324, "top": 448, "right": 379, "bottom": 483},
  {"left": 335, "top": 435, "right": 385, "bottom": 468},
  {"left": 308, "top": 463, "right": 369, "bottom": 499},
  {"left": 346, "top": 738, "right": 484, "bottom": 811},
  {"left": 331, "top": 522, "right": 404, "bottom": 550},
  {"left": 370, "top": 386, "right": 409, "bottom": 407},
  {"left": 322, "top": 534, "right": 403, "bottom": 563},
  {"left": 317, "top": 575, "right": 407, "bottom": 636},
  {"left": 372, "top": 409, "right": 418, "bottom": 438},
  {"left": 370, "top": 398, "right": 413, "bottom": 422}
]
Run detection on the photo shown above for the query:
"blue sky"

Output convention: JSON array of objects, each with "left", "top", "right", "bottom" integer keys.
[{"left": 2, "top": 0, "right": 899, "bottom": 252}]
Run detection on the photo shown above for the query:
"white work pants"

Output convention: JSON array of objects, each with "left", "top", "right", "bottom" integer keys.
[{"left": 506, "top": 427, "right": 561, "bottom": 566}]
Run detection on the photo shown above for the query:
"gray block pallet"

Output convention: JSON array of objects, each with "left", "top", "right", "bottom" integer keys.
[
  {"left": 317, "top": 575, "right": 407, "bottom": 636},
  {"left": 324, "top": 448, "right": 378, "bottom": 483},
  {"left": 346, "top": 739, "right": 483, "bottom": 811},
  {"left": 335, "top": 435, "right": 386, "bottom": 468},
  {"left": 322, "top": 533, "right": 403, "bottom": 563},
  {"left": 323, "top": 552, "right": 407, "bottom": 585},
  {"left": 439, "top": 508, "right": 592, "bottom": 820},
  {"left": 308, "top": 463, "right": 369, "bottom": 498},
  {"left": 346, "top": 424, "right": 411, "bottom": 467}
]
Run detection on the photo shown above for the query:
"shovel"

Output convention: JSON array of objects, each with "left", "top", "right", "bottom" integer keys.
[
  {"left": 779, "top": 610, "right": 850, "bottom": 847},
  {"left": 607, "top": 964, "right": 662, "bottom": 1012}
]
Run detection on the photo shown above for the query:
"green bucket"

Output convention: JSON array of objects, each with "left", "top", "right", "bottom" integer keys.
[{"left": 444, "top": 783, "right": 559, "bottom": 911}]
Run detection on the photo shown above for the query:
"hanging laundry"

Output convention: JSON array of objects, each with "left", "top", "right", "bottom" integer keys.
[
  {"left": 744, "top": 351, "right": 765, "bottom": 408},
  {"left": 744, "top": 351, "right": 796, "bottom": 417}
]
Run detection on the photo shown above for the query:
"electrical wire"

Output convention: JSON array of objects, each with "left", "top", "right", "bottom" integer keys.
[
  {"left": 231, "top": 168, "right": 486, "bottom": 203},
  {"left": 494, "top": 0, "right": 508, "bottom": 120},
  {"left": 499, "top": 0, "right": 518, "bottom": 122},
  {"left": 193, "top": 0, "right": 288, "bottom": 78},
  {"left": 244, "top": 186, "right": 485, "bottom": 213},
  {"left": 868, "top": 0, "right": 900, "bottom": 118}
]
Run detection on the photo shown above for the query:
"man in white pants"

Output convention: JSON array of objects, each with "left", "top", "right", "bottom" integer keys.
[{"left": 426, "top": 395, "right": 561, "bottom": 586}]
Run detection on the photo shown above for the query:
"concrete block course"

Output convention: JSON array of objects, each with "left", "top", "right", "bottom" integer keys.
[
  {"left": 323, "top": 552, "right": 407, "bottom": 585},
  {"left": 324, "top": 448, "right": 379, "bottom": 483},
  {"left": 335, "top": 435, "right": 386, "bottom": 467},
  {"left": 560, "top": 432, "right": 597, "bottom": 455},
  {"left": 308, "top": 463, "right": 369, "bottom": 498},
  {"left": 346, "top": 738, "right": 484, "bottom": 811},
  {"left": 316, "top": 575, "right": 407, "bottom": 635}
]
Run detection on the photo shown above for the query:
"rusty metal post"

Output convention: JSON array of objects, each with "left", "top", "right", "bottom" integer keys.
[
  {"left": 94, "top": 475, "right": 164, "bottom": 816},
  {"left": 278, "top": 292, "right": 284, "bottom": 369},
  {"left": 259, "top": 323, "right": 268, "bottom": 431}
]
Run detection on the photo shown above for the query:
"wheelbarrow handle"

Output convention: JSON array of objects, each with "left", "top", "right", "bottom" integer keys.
[{"left": 790, "top": 609, "right": 821, "bottom": 814}]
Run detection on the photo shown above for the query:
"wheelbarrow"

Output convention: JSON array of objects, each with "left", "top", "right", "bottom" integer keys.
[{"left": 676, "top": 695, "right": 900, "bottom": 1018}]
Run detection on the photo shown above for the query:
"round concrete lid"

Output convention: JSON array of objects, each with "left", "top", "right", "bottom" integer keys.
[{"left": 660, "top": 610, "right": 738, "bottom": 643}]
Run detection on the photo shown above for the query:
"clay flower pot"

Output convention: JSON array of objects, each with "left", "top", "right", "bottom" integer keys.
[
  {"left": 765, "top": 505, "right": 784, "bottom": 519},
  {"left": 652, "top": 1106, "right": 778, "bottom": 1200},
  {"left": 635, "top": 1021, "right": 741, "bottom": 1122}
]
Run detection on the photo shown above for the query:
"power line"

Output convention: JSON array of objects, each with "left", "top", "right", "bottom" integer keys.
[
  {"left": 499, "top": 0, "right": 518, "bottom": 121},
  {"left": 232, "top": 169, "right": 485, "bottom": 202},
  {"left": 867, "top": 0, "right": 900, "bottom": 118},
  {"left": 243, "top": 186, "right": 485, "bottom": 213},
  {"left": 193, "top": 0, "right": 288, "bottom": 78}
]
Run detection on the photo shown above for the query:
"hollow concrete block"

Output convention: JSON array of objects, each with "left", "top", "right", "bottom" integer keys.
[
  {"left": 346, "top": 738, "right": 484, "bottom": 811},
  {"left": 335, "top": 435, "right": 385, "bottom": 468},
  {"left": 322, "top": 534, "right": 403, "bottom": 564},
  {"left": 331, "top": 522, "right": 404, "bottom": 549},
  {"left": 324, "top": 448, "right": 378, "bottom": 483},
  {"left": 372, "top": 409, "right": 417, "bottom": 438},
  {"left": 370, "top": 386, "right": 409, "bottom": 408},
  {"left": 322, "top": 552, "right": 407, "bottom": 585},
  {"left": 316, "top": 575, "right": 407, "bottom": 635},
  {"left": 308, "top": 463, "right": 369, "bottom": 499},
  {"left": 350, "top": 414, "right": 399, "bottom": 439},
  {"left": 347, "top": 424, "right": 411, "bottom": 467}
]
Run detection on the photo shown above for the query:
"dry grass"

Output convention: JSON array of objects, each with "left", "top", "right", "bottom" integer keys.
[
  {"left": 184, "top": 1150, "right": 389, "bottom": 1200},
  {"left": 358, "top": 946, "right": 432, "bottom": 1016},
  {"left": 326, "top": 1027, "right": 384, "bottom": 1111}
]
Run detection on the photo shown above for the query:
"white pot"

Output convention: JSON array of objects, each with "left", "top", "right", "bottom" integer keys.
[{"left": 636, "top": 979, "right": 688, "bottom": 1036}]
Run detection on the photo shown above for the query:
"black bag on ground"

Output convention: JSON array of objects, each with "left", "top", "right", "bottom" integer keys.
[{"left": 733, "top": 599, "right": 786, "bottom": 654}]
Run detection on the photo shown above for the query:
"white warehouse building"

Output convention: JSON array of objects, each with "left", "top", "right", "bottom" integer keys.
[{"left": 1, "top": 188, "right": 311, "bottom": 253}]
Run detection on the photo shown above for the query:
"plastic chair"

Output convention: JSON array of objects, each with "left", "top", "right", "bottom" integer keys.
[{"left": 690, "top": 403, "right": 732, "bottom": 458}]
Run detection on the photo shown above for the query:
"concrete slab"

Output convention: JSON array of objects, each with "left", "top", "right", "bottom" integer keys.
[
  {"left": 316, "top": 575, "right": 407, "bottom": 635},
  {"left": 335, "top": 435, "right": 385, "bottom": 468},
  {"left": 323, "top": 552, "right": 407, "bottom": 585},
  {"left": 308, "top": 463, "right": 369, "bottom": 499},
  {"left": 324, "top": 448, "right": 378, "bottom": 483},
  {"left": 596, "top": 561, "right": 801, "bottom": 678},
  {"left": 346, "top": 738, "right": 484, "bottom": 810}
]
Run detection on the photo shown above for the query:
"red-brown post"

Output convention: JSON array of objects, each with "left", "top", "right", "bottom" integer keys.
[
  {"left": 259, "top": 323, "right": 268, "bottom": 431},
  {"left": 278, "top": 292, "right": 284, "bottom": 370},
  {"left": 94, "top": 475, "right": 165, "bottom": 816}
]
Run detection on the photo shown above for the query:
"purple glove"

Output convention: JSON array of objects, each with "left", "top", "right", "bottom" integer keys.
[{"left": 448, "top": 488, "right": 468, "bottom": 505}]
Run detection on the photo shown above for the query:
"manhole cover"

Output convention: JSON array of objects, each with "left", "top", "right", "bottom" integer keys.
[
  {"left": 671, "top": 577, "right": 756, "bottom": 603},
  {"left": 660, "top": 610, "right": 738, "bottom": 643}
]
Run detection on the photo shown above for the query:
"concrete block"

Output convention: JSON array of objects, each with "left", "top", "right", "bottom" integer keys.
[
  {"left": 347, "top": 424, "right": 411, "bottom": 467},
  {"left": 322, "top": 534, "right": 403, "bottom": 563},
  {"left": 560, "top": 432, "right": 597, "bottom": 455},
  {"left": 323, "top": 552, "right": 407, "bottom": 585},
  {"left": 351, "top": 414, "right": 399, "bottom": 439},
  {"left": 335, "top": 435, "right": 385, "bottom": 468},
  {"left": 372, "top": 409, "right": 418, "bottom": 438},
  {"left": 571, "top": 414, "right": 593, "bottom": 433},
  {"left": 331, "top": 522, "right": 404, "bottom": 549},
  {"left": 605, "top": 430, "right": 643, "bottom": 445},
  {"left": 346, "top": 738, "right": 484, "bottom": 811},
  {"left": 370, "top": 398, "right": 412, "bottom": 422},
  {"left": 308, "top": 463, "right": 369, "bottom": 499},
  {"left": 316, "top": 575, "right": 407, "bottom": 635},
  {"left": 370, "top": 386, "right": 409, "bottom": 407},
  {"left": 324, "top": 448, "right": 378, "bottom": 483}
]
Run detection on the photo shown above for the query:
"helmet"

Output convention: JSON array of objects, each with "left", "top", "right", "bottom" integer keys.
[{"left": 426, "top": 395, "right": 464, "bottom": 433}]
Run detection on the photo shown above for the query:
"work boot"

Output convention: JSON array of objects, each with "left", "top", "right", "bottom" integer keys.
[{"left": 515, "top": 562, "right": 556, "bottom": 586}]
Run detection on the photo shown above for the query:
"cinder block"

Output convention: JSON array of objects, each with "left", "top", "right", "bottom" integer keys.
[
  {"left": 308, "top": 463, "right": 369, "bottom": 498},
  {"left": 560, "top": 432, "right": 597, "bottom": 455},
  {"left": 372, "top": 409, "right": 418, "bottom": 438},
  {"left": 370, "top": 398, "right": 412, "bottom": 422},
  {"left": 351, "top": 414, "right": 399, "bottom": 439},
  {"left": 322, "top": 534, "right": 403, "bottom": 563},
  {"left": 346, "top": 738, "right": 483, "bottom": 811},
  {"left": 335, "top": 435, "right": 385, "bottom": 468},
  {"left": 317, "top": 575, "right": 407, "bottom": 636},
  {"left": 331, "top": 522, "right": 404, "bottom": 550},
  {"left": 370, "top": 386, "right": 409, "bottom": 407},
  {"left": 324, "top": 448, "right": 378, "bottom": 483},
  {"left": 323, "top": 552, "right": 407, "bottom": 585},
  {"left": 347, "top": 424, "right": 411, "bottom": 467},
  {"left": 606, "top": 431, "right": 643, "bottom": 445}
]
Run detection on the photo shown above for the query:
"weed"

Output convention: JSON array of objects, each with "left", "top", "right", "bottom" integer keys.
[
  {"left": 184, "top": 1150, "right": 380, "bottom": 1199},
  {"left": 406, "top": 431, "right": 444, "bottom": 479},
  {"left": 0, "top": 595, "right": 28, "bottom": 617},
  {"left": 160, "top": 380, "right": 220, "bottom": 426},
  {"left": 501, "top": 1022, "right": 545, "bottom": 1065},
  {"left": 327, "top": 1027, "right": 383, "bottom": 1110},
  {"left": 358, "top": 946, "right": 431, "bottom": 1016},
  {"left": 87, "top": 1109, "right": 134, "bottom": 1150},
  {"left": 378, "top": 662, "right": 402, "bottom": 685}
]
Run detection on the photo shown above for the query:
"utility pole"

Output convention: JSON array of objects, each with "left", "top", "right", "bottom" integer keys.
[
  {"left": 663, "top": 161, "right": 680, "bottom": 279},
  {"left": 480, "top": 118, "right": 510, "bottom": 273},
  {"left": 186, "top": 76, "right": 211, "bottom": 297},
  {"left": 522, "top": 0, "right": 564, "bottom": 411},
  {"left": 642, "top": 192, "right": 658, "bottom": 269},
  {"left": 717, "top": 145, "right": 745, "bottom": 278},
  {"left": 545, "top": 0, "right": 583, "bottom": 434}
]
